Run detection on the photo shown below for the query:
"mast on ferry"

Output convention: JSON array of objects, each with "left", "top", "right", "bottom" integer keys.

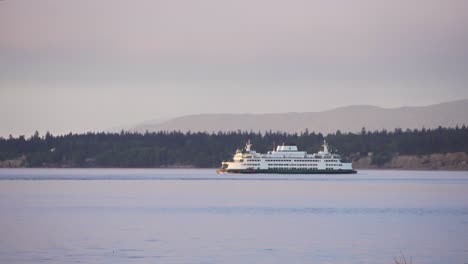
[
  {"left": 245, "top": 140, "right": 252, "bottom": 152},
  {"left": 322, "top": 140, "right": 329, "bottom": 153}
]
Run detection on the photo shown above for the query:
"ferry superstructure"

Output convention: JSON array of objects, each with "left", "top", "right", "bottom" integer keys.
[{"left": 217, "top": 140, "right": 356, "bottom": 174}]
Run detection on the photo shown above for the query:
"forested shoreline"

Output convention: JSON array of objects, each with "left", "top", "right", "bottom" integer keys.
[{"left": 1, "top": 126, "right": 468, "bottom": 168}]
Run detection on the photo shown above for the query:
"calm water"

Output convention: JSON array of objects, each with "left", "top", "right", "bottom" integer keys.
[{"left": 1, "top": 169, "right": 468, "bottom": 264}]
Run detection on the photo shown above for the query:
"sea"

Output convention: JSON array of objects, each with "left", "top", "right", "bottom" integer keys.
[{"left": 0, "top": 169, "right": 467, "bottom": 264}]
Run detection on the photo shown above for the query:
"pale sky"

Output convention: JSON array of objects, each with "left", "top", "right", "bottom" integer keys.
[{"left": 1, "top": 0, "right": 468, "bottom": 136}]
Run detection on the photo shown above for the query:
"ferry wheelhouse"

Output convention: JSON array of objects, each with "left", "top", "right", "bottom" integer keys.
[{"left": 217, "top": 140, "right": 356, "bottom": 174}]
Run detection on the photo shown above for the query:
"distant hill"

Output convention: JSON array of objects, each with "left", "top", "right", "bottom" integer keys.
[{"left": 133, "top": 99, "right": 468, "bottom": 134}]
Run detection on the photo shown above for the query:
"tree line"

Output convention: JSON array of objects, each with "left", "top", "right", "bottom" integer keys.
[{"left": 1, "top": 126, "right": 468, "bottom": 168}]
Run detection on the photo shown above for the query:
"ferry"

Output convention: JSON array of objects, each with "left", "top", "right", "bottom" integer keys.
[{"left": 217, "top": 140, "right": 356, "bottom": 174}]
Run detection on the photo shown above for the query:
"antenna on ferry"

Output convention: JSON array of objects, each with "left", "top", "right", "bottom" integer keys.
[
  {"left": 322, "top": 139, "right": 329, "bottom": 153},
  {"left": 245, "top": 139, "right": 252, "bottom": 152}
]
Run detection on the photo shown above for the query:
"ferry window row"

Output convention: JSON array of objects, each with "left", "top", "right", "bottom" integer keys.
[
  {"left": 326, "top": 164, "right": 343, "bottom": 166},
  {"left": 267, "top": 164, "right": 318, "bottom": 166},
  {"left": 265, "top": 159, "right": 325, "bottom": 162},
  {"left": 247, "top": 159, "right": 339, "bottom": 162},
  {"left": 269, "top": 167, "right": 320, "bottom": 170}
]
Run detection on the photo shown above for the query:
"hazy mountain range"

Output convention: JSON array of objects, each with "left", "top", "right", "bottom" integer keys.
[{"left": 131, "top": 99, "right": 468, "bottom": 134}]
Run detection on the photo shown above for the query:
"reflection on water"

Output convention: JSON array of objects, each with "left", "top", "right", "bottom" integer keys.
[{"left": 0, "top": 169, "right": 468, "bottom": 264}]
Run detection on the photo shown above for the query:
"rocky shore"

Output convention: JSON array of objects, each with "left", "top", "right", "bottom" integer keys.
[
  {"left": 353, "top": 152, "right": 468, "bottom": 170},
  {"left": 0, "top": 156, "right": 26, "bottom": 168}
]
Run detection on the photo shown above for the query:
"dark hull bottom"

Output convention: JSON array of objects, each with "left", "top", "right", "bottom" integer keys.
[{"left": 217, "top": 169, "right": 357, "bottom": 174}]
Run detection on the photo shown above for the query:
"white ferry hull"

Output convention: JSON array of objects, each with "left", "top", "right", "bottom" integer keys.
[{"left": 217, "top": 168, "right": 357, "bottom": 174}]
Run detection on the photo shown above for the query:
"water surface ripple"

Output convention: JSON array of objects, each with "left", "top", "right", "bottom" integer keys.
[{"left": 1, "top": 169, "right": 467, "bottom": 264}]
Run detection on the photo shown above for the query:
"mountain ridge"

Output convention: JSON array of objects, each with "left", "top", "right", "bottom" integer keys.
[{"left": 132, "top": 99, "right": 468, "bottom": 134}]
